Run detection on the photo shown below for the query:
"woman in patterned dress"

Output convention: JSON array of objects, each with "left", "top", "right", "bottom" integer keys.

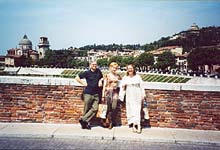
[{"left": 101, "top": 62, "right": 121, "bottom": 129}]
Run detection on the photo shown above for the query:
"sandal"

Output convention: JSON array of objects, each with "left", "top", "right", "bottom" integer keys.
[{"left": 132, "top": 124, "right": 137, "bottom": 133}]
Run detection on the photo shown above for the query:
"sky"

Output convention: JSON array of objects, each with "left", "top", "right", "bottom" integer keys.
[{"left": 0, "top": 0, "right": 220, "bottom": 55}]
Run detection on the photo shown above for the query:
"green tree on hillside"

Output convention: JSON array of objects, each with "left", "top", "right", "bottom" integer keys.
[
  {"left": 156, "top": 51, "right": 176, "bottom": 71},
  {"left": 137, "top": 52, "right": 154, "bottom": 71},
  {"left": 121, "top": 56, "right": 135, "bottom": 67},
  {"left": 187, "top": 47, "right": 220, "bottom": 72},
  {"left": 108, "top": 56, "right": 123, "bottom": 66},
  {"left": 97, "top": 58, "right": 108, "bottom": 67}
]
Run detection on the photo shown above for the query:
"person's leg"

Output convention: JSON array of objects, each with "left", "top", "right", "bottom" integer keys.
[
  {"left": 79, "top": 94, "right": 92, "bottom": 129},
  {"left": 137, "top": 123, "right": 142, "bottom": 134},
  {"left": 132, "top": 124, "right": 137, "bottom": 133},
  {"left": 82, "top": 94, "right": 93, "bottom": 117},
  {"left": 111, "top": 90, "right": 119, "bottom": 126},
  {"left": 82, "top": 94, "right": 99, "bottom": 123},
  {"left": 106, "top": 90, "right": 113, "bottom": 129}
]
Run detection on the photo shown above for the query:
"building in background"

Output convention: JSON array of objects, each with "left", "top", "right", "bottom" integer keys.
[
  {"left": 19, "top": 34, "right": 33, "bottom": 50},
  {"left": 4, "top": 35, "right": 50, "bottom": 66},
  {"left": 0, "top": 56, "right": 5, "bottom": 70},
  {"left": 38, "top": 37, "right": 50, "bottom": 59},
  {"left": 149, "top": 46, "right": 188, "bottom": 71}
]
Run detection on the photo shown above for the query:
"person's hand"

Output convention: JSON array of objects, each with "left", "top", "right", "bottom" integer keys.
[
  {"left": 101, "top": 97, "right": 105, "bottom": 103},
  {"left": 118, "top": 100, "right": 124, "bottom": 106},
  {"left": 82, "top": 82, "right": 87, "bottom": 86},
  {"left": 122, "top": 85, "right": 127, "bottom": 90}
]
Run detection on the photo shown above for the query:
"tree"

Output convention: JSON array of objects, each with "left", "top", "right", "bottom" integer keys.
[
  {"left": 187, "top": 50, "right": 199, "bottom": 71},
  {"left": 97, "top": 58, "right": 108, "bottom": 67},
  {"left": 70, "top": 59, "right": 89, "bottom": 68},
  {"left": 136, "top": 52, "right": 154, "bottom": 71},
  {"left": 156, "top": 51, "right": 176, "bottom": 71},
  {"left": 42, "top": 49, "right": 54, "bottom": 66},
  {"left": 108, "top": 56, "right": 123, "bottom": 66},
  {"left": 187, "top": 47, "right": 220, "bottom": 72},
  {"left": 38, "top": 49, "right": 78, "bottom": 67},
  {"left": 19, "top": 55, "right": 34, "bottom": 67},
  {"left": 121, "top": 56, "right": 134, "bottom": 67}
]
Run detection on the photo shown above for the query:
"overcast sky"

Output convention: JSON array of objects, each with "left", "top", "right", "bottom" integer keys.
[{"left": 0, "top": 0, "right": 220, "bottom": 55}]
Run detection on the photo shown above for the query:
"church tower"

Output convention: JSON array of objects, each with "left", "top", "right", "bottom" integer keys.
[{"left": 38, "top": 37, "right": 50, "bottom": 59}]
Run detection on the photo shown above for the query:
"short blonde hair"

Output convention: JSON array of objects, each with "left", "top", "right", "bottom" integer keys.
[{"left": 109, "top": 62, "right": 118, "bottom": 68}]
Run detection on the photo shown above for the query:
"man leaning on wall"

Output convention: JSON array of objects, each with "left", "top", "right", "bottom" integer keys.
[{"left": 75, "top": 61, "right": 103, "bottom": 129}]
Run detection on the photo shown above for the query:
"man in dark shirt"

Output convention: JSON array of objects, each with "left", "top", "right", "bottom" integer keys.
[{"left": 75, "top": 61, "right": 103, "bottom": 129}]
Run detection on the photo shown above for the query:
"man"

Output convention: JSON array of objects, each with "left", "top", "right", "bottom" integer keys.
[{"left": 75, "top": 61, "right": 103, "bottom": 129}]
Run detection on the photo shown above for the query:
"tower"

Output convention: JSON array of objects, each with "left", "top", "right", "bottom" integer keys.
[{"left": 38, "top": 37, "right": 50, "bottom": 59}]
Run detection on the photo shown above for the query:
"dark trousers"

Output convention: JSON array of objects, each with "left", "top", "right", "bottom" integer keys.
[
  {"left": 82, "top": 94, "right": 99, "bottom": 122},
  {"left": 105, "top": 89, "right": 119, "bottom": 124}
]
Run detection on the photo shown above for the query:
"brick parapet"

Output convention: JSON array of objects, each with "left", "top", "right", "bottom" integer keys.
[{"left": 0, "top": 83, "right": 220, "bottom": 130}]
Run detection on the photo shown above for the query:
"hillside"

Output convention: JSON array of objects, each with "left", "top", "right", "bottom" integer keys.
[
  {"left": 143, "top": 26, "right": 220, "bottom": 53},
  {"left": 77, "top": 26, "right": 220, "bottom": 53}
]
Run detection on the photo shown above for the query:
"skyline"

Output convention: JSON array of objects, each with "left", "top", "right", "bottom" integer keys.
[{"left": 0, "top": 0, "right": 220, "bottom": 55}]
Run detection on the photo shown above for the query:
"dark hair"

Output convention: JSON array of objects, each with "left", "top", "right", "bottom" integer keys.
[{"left": 126, "top": 64, "right": 136, "bottom": 76}]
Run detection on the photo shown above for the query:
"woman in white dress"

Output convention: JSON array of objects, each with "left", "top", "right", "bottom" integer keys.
[{"left": 120, "top": 64, "right": 145, "bottom": 133}]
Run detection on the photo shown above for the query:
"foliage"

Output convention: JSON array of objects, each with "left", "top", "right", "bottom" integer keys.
[
  {"left": 79, "top": 43, "right": 141, "bottom": 51},
  {"left": 187, "top": 47, "right": 220, "bottom": 71},
  {"left": 121, "top": 56, "right": 135, "bottom": 67},
  {"left": 19, "top": 55, "right": 34, "bottom": 67},
  {"left": 29, "top": 26, "right": 220, "bottom": 71},
  {"left": 97, "top": 58, "right": 108, "bottom": 67},
  {"left": 157, "top": 26, "right": 220, "bottom": 53},
  {"left": 141, "top": 26, "right": 220, "bottom": 53},
  {"left": 108, "top": 56, "right": 123, "bottom": 66},
  {"left": 137, "top": 52, "right": 154, "bottom": 70},
  {"left": 96, "top": 54, "right": 154, "bottom": 69},
  {"left": 36, "top": 49, "right": 89, "bottom": 68},
  {"left": 155, "top": 51, "right": 176, "bottom": 71}
]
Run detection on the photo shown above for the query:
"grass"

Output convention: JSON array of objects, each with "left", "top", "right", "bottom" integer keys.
[{"left": 61, "top": 69, "right": 191, "bottom": 83}]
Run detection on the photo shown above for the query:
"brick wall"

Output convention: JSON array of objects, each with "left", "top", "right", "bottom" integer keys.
[
  {"left": 0, "top": 83, "right": 220, "bottom": 130},
  {"left": 145, "top": 90, "right": 220, "bottom": 130}
]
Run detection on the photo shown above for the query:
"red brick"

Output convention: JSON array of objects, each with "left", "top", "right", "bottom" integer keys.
[{"left": 1, "top": 84, "right": 220, "bottom": 130}]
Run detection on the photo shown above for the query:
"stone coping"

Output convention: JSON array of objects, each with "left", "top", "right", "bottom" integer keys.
[
  {"left": 144, "top": 82, "right": 220, "bottom": 92},
  {"left": 1, "top": 76, "right": 220, "bottom": 92}
]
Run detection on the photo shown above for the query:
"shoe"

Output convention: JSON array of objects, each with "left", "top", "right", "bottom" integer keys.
[
  {"left": 132, "top": 125, "right": 137, "bottom": 133},
  {"left": 79, "top": 118, "right": 87, "bottom": 129},
  {"left": 144, "top": 119, "right": 151, "bottom": 128},
  {"left": 108, "top": 123, "right": 113, "bottom": 129},
  {"left": 129, "top": 123, "right": 133, "bottom": 128},
  {"left": 85, "top": 124, "right": 91, "bottom": 130}
]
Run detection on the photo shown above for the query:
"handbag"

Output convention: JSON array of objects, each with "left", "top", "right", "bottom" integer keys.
[
  {"left": 96, "top": 103, "right": 107, "bottom": 119},
  {"left": 119, "top": 88, "right": 126, "bottom": 102},
  {"left": 143, "top": 99, "right": 150, "bottom": 119}
]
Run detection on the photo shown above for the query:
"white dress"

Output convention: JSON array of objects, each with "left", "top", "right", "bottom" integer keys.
[{"left": 120, "top": 75, "right": 145, "bottom": 125}]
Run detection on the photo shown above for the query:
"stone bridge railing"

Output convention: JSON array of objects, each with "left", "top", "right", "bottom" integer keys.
[{"left": 0, "top": 76, "right": 220, "bottom": 130}]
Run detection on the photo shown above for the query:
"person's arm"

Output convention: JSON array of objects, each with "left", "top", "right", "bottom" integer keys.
[
  {"left": 98, "top": 78, "right": 104, "bottom": 87},
  {"left": 139, "top": 75, "right": 145, "bottom": 100},
  {"left": 118, "top": 74, "right": 122, "bottom": 80},
  {"left": 75, "top": 75, "right": 87, "bottom": 86},
  {"left": 101, "top": 75, "right": 107, "bottom": 101},
  {"left": 119, "top": 76, "right": 126, "bottom": 102}
]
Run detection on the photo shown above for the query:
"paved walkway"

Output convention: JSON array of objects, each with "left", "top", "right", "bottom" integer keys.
[{"left": 0, "top": 123, "right": 220, "bottom": 146}]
